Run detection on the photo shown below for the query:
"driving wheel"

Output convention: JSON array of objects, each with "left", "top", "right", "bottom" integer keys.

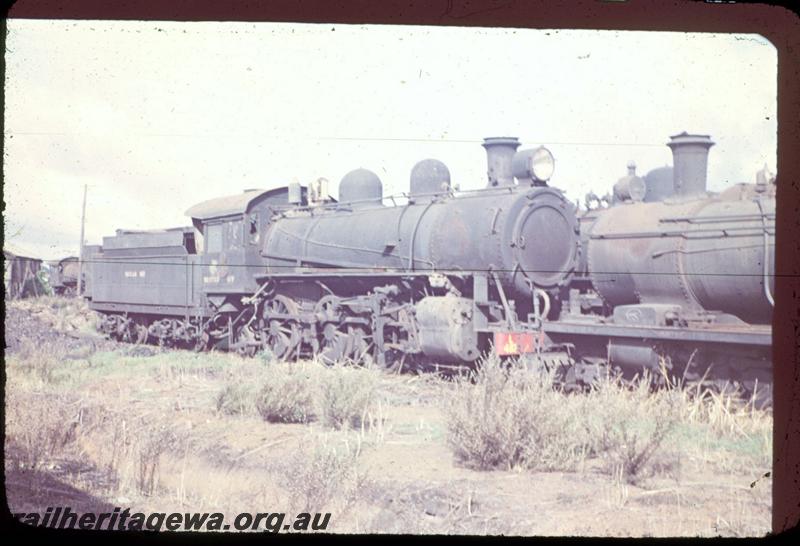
[
  {"left": 261, "top": 295, "right": 300, "bottom": 360},
  {"left": 314, "top": 295, "right": 349, "bottom": 364}
]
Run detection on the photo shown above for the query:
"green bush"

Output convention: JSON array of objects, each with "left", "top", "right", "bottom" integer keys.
[{"left": 215, "top": 383, "right": 258, "bottom": 416}]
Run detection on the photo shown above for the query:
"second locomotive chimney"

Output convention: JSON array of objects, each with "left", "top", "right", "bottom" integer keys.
[
  {"left": 666, "top": 132, "right": 715, "bottom": 197},
  {"left": 482, "top": 137, "right": 521, "bottom": 187}
]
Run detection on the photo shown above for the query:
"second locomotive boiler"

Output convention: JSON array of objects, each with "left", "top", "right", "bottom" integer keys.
[
  {"left": 585, "top": 133, "right": 775, "bottom": 324},
  {"left": 549, "top": 133, "right": 774, "bottom": 391}
]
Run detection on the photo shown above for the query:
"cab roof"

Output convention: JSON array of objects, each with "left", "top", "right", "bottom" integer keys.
[{"left": 185, "top": 189, "right": 274, "bottom": 221}]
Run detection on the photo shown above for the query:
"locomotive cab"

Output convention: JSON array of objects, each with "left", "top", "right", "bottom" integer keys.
[{"left": 185, "top": 186, "right": 307, "bottom": 312}]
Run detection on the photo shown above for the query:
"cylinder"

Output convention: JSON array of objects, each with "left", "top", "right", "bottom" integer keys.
[
  {"left": 482, "top": 137, "right": 520, "bottom": 187},
  {"left": 415, "top": 296, "right": 479, "bottom": 362},
  {"left": 667, "top": 132, "right": 715, "bottom": 198}
]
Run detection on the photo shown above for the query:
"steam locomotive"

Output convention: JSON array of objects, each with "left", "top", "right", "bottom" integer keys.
[
  {"left": 83, "top": 132, "right": 775, "bottom": 393},
  {"left": 47, "top": 256, "right": 80, "bottom": 296}
]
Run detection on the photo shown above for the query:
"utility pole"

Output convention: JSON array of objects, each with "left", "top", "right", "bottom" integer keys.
[{"left": 77, "top": 184, "right": 87, "bottom": 296}]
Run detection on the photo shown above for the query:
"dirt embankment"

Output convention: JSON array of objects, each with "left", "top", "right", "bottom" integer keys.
[{"left": 4, "top": 297, "right": 117, "bottom": 355}]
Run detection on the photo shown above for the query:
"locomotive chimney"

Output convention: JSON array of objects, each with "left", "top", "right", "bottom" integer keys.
[
  {"left": 482, "top": 137, "right": 521, "bottom": 187},
  {"left": 666, "top": 132, "right": 715, "bottom": 198}
]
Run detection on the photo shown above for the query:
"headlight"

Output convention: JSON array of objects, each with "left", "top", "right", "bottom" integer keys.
[
  {"left": 511, "top": 146, "right": 556, "bottom": 183},
  {"left": 530, "top": 146, "right": 555, "bottom": 182}
]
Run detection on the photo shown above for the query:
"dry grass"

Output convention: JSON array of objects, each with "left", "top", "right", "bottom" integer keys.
[
  {"left": 214, "top": 358, "right": 380, "bottom": 429},
  {"left": 5, "top": 387, "right": 185, "bottom": 500},
  {"left": 12, "top": 339, "right": 64, "bottom": 384},
  {"left": 583, "top": 373, "right": 682, "bottom": 484},
  {"left": 4, "top": 296, "right": 773, "bottom": 536},
  {"left": 443, "top": 354, "right": 590, "bottom": 472},
  {"left": 442, "top": 355, "right": 769, "bottom": 487},
  {"left": 6, "top": 340, "right": 195, "bottom": 502},
  {"left": 277, "top": 432, "right": 367, "bottom": 514},
  {"left": 661, "top": 373, "right": 772, "bottom": 477},
  {"left": 5, "top": 390, "right": 84, "bottom": 474},
  {"left": 316, "top": 362, "right": 379, "bottom": 430},
  {"left": 10, "top": 295, "right": 99, "bottom": 336}
]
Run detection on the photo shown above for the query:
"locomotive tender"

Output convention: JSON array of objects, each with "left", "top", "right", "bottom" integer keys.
[{"left": 85, "top": 132, "right": 774, "bottom": 390}]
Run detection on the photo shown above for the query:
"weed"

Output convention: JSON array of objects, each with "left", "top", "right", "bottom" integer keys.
[
  {"left": 5, "top": 390, "right": 81, "bottom": 473},
  {"left": 97, "top": 413, "right": 184, "bottom": 497},
  {"left": 584, "top": 374, "right": 682, "bottom": 484},
  {"left": 316, "top": 362, "right": 379, "bottom": 430},
  {"left": 278, "top": 433, "right": 366, "bottom": 514},
  {"left": 255, "top": 362, "right": 318, "bottom": 423},
  {"left": 443, "top": 354, "right": 589, "bottom": 471},
  {"left": 136, "top": 426, "right": 181, "bottom": 496},
  {"left": 216, "top": 383, "right": 258, "bottom": 415}
]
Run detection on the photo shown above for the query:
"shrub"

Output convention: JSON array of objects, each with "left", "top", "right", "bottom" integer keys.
[
  {"left": 136, "top": 426, "right": 181, "bottom": 496},
  {"left": 216, "top": 383, "right": 258, "bottom": 415},
  {"left": 5, "top": 390, "right": 80, "bottom": 472},
  {"left": 583, "top": 374, "right": 682, "bottom": 484},
  {"left": 250, "top": 360, "right": 379, "bottom": 429},
  {"left": 255, "top": 363, "right": 318, "bottom": 423},
  {"left": 278, "top": 433, "right": 366, "bottom": 514},
  {"left": 12, "top": 339, "right": 62, "bottom": 384},
  {"left": 316, "top": 362, "right": 379, "bottom": 430},
  {"left": 443, "top": 354, "right": 590, "bottom": 471}
]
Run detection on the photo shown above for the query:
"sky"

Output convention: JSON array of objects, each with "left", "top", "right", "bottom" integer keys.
[{"left": 3, "top": 20, "right": 777, "bottom": 260}]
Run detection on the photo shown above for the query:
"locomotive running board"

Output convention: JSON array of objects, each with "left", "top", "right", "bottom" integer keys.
[{"left": 541, "top": 321, "right": 771, "bottom": 346}]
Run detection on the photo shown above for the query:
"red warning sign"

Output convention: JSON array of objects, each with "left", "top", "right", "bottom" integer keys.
[{"left": 494, "top": 331, "right": 537, "bottom": 356}]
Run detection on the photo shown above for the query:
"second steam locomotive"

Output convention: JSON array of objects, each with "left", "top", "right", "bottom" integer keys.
[{"left": 83, "top": 132, "right": 775, "bottom": 392}]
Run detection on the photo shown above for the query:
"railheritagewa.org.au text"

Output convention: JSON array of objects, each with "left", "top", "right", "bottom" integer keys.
[{"left": 14, "top": 506, "right": 331, "bottom": 532}]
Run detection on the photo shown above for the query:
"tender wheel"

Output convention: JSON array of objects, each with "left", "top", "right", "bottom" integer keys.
[
  {"left": 117, "top": 316, "right": 135, "bottom": 343},
  {"left": 152, "top": 319, "right": 175, "bottom": 348},
  {"left": 133, "top": 323, "right": 148, "bottom": 345},
  {"left": 261, "top": 295, "right": 300, "bottom": 360},
  {"left": 99, "top": 314, "right": 117, "bottom": 339}
]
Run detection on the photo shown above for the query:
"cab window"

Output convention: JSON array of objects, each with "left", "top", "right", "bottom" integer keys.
[{"left": 248, "top": 213, "right": 259, "bottom": 244}]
